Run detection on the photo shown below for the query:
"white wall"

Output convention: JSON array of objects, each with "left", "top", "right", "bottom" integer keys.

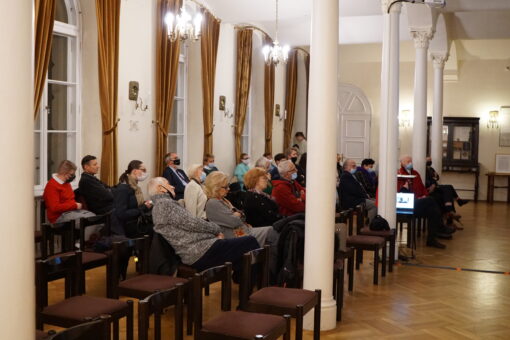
[{"left": 292, "top": 53, "right": 308, "bottom": 140}]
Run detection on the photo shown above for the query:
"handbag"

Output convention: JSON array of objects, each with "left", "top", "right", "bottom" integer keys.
[{"left": 369, "top": 215, "right": 390, "bottom": 231}]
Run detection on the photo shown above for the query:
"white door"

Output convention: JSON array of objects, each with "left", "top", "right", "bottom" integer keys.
[{"left": 337, "top": 83, "right": 372, "bottom": 164}]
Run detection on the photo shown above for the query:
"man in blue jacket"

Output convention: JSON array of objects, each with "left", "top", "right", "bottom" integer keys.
[{"left": 162, "top": 152, "right": 189, "bottom": 200}]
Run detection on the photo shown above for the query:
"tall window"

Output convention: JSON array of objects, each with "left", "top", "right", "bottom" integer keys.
[
  {"left": 241, "top": 89, "right": 252, "bottom": 155},
  {"left": 34, "top": 0, "right": 80, "bottom": 195},
  {"left": 168, "top": 48, "right": 188, "bottom": 165}
]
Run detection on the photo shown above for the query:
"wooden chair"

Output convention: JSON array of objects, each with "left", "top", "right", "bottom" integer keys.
[
  {"left": 37, "top": 316, "right": 111, "bottom": 340},
  {"left": 239, "top": 246, "right": 321, "bottom": 340},
  {"left": 194, "top": 263, "right": 291, "bottom": 340},
  {"left": 36, "top": 251, "right": 134, "bottom": 340},
  {"left": 335, "top": 211, "right": 356, "bottom": 291},
  {"left": 138, "top": 283, "right": 185, "bottom": 340}
]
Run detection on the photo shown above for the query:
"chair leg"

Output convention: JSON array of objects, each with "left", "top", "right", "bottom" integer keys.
[
  {"left": 295, "top": 305, "right": 304, "bottom": 340},
  {"left": 355, "top": 249, "right": 361, "bottom": 270},
  {"left": 336, "top": 266, "right": 344, "bottom": 321},
  {"left": 348, "top": 255, "right": 354, "bottom": 292},
  {"left": 204, "top": 284, "right": 210, "bottom": 296},
  {"left": 126, "top": 300, "right": 134, "bottom": 340},
  {"left": 373, "top": 246, "right": 379, "bottom": 285},
  {"left": 113, "top": 318, "right": 119, "bottom": 340},
  {"left": 284, "top": 314, "right": 291, "bottom": 340},
  {"left": 381, "top": 244, "right": 387, "bottom": 277},
  {"left": 389, "top": 236, "right": 395, "bottom": 273},
  {"left": 314, "top": 290, "right": 321, "bottom": 340},
  {"left": 186, "top": 285, "right": 193, "bottom": 335}
]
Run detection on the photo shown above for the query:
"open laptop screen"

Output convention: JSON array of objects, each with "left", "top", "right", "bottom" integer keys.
[{"left": 396, "top": 193, "right": 414, "bottom": 212}]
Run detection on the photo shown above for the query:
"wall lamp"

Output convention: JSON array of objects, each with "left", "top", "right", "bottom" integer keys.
[
  {"left": 487, "top": 110, "right": 499, "bottom": 129},
  {"left": 399, "top": 109, "right": 411, "bottom": 128}
]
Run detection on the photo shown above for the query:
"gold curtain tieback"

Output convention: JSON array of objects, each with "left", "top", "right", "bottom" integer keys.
[
  {"left": 103, "top": 118, "right": 120, "bottom": 135},
  {"left": 153, "top": 120, "right": 168, "bottom": 137}
]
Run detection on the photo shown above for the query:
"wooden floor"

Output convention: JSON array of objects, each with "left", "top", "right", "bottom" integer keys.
[{"left": 46, "top": 202, "right": 510, "bottom": 339}]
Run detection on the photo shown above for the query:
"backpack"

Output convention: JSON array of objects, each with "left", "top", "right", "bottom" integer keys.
[
  {"left": 276, "top": 219, "right": 305, "bottom": 288},
  {"left": 369, "top": 215, "right": 390, "bottom": 231}
]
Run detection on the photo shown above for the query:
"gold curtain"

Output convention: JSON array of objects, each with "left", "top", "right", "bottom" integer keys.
[
  {"left": 33, "top": 0, "right": 56, "bottom": 118},
  {"left": 201, "top": 10, "right": 221, "bottom": 157},
  {"left": 234, "top": 28, "right": 253, "bottom": 162},
  {"left": 283, "top": 50, "right": 298, "bottom": 150},
  {"left": 96, "top": 0, "right": 121, "bottom": 186},
  {"left": 155, "top": 0, "right": 182, "bottom": 174},
  {"left": 263, "top": 36, "right": 275, "bottom": 154}
]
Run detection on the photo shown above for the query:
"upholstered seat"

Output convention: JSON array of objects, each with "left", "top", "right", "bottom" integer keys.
[
  {"left": 359, "top": 227, "right": 393, "bottom": 237},
  {"left": 347, "top": 235, "right": 385, "bottom": 246},
  {"left": 249, "top": 287, "right": 317, "bottom": 309},
  {"left": 42, "top": 295, "right": 129, "bottom": 321},
  {"left": 81, "top": 251, "right": 108, "bottom": 264},
  {"left": 202, "top": 311, "right": 287, "bottom": 339},
  {"left": 359, "top": 227, "right": 396, "bottom": 273},
  {"left": 118, "top": 274, "right": 187, "bottom": 294}
]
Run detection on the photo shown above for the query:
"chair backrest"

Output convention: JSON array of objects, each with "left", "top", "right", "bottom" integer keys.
[
  {"left": 48, "top": 316, "right": 110, "bottom": 340},
  {"left": 193, "top": 263, "right": 233, "bottom": 335},
  {"left": 355, "top": 203, "right": 366, "bottom": 233},
  {"left": 40, "top": 220, "right": 76, "bottom": 259},
  {"left": 239, "top": 246, "right": 270, "bottom": 309},
  {"left": 36, "top": 251, "right": 82, "bottom": 312},
  {"left": 111, "top": 236, "right": 150, "bottom": 294},
  {"left": 138, "top": 284, "right": 184, "bottom": 340},
  {"left": 78, "top": 213, "right": 112, "bottom": 250}
]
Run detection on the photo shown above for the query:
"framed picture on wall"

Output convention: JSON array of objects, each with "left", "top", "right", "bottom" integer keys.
[
  {"left": 499, "top": 106, "right": 510, "bottom": 147},
  {"left": 495, "top": 154, "right": 510, "bottom": 173}
]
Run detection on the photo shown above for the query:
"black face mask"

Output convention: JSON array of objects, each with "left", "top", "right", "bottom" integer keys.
[
  {"left": 291, "top": 157, "right": 298, "bottom": 164},
  {"left": 173, "top": 159, "right": 181, "bottom": 166},
  {"left": 426, "top": 161, "right": 432, "bottom": 167},
  {"left": 65, "top": 175, "right": 76, "bottom": 183}
]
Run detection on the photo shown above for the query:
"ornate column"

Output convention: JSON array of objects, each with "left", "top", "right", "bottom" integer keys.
[
  {"left": 378, "top": 0, "right": 401, "bottom": 239},
  {"left": 431, "top": 54, "right": 448, "bottom": 175},
  {"left": 303, "top": 0, "right": 339, "bottom": 331},
  {"left": 0, "top": 1, "right": 34, "bottom": 338},
  {"left": 411, "top": 29, "right": 434, "bottom": 177}
]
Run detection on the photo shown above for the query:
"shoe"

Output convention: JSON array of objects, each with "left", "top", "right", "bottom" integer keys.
[
  {"left": 426, "top": 239, "right": 446, "bottom": 249},
  {"left": 457, "top": 199, "right": 469, "bottom": 206},
  {"left": 441, "top": 226, "right": 456, "bottom": 234},
  {"left": 436, "top": 233, "right": 453, "bottom": 240}
]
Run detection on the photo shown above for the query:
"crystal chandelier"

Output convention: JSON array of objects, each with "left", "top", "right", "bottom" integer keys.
[
  {"left": 262, "top": 0, "right": 290, "bottom": 66},
  {"left": 164, "top": 1, "right": 202, "bottom": 43}
]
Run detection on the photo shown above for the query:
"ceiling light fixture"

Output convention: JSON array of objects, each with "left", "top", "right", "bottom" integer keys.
[
  {"left": 262, "top": 0, "right": 290, "bottom": 66},
  {"left": 165, "top": 1, "right": 202, "bottom": 43}
]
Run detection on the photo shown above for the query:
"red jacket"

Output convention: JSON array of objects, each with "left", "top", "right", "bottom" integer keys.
[
  {"left": 271, "top": 179, "right": 306, "bottom": 216},
  {"left": 397, "top": 166, "right": 428, "bottom": 198},
  {"left": 43, "top": 178, "right": 78, "bottom": 223}
]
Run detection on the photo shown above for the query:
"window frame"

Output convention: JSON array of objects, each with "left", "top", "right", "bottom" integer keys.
[{"left": 241, "top": 87, "right": 253, "bottom": 156}]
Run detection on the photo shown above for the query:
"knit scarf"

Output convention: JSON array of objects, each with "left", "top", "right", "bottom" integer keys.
[{"left": 127, "top": 175, "right": 144, "bottom": 205}]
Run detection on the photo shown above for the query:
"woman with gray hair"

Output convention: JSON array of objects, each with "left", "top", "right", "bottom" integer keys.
[
  {"left": 184, "top": 164, "right": 207, "bottom": 219},
  {"left": 148, "top": 177, "right": 259, "bottom": 276}
]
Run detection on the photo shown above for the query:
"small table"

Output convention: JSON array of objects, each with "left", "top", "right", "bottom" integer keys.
[{"left": 486, "top": 172, "right": 510, "bottom": 203}]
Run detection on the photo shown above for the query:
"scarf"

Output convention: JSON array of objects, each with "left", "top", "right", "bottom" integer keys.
[{"left": 127, "top": 175, "right": 144, "bottom": 205}]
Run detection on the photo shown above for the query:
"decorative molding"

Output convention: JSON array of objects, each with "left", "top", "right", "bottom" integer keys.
[
  {"left": 381, "top": 0, "right": 402, "bottom": 14},
  {"left": 410, "top": 29, "right": 434, "bottom": 49},
  {"left": 431, "top": 53, "right": 449, "bottom": 69}
]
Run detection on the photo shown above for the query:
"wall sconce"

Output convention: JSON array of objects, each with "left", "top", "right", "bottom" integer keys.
[
  {"left": 399, "top": 109, "right": 411, "bottom": 128},
  {"left": 219, "top": 95, "right": 233, "bottom": 118},
  {"left": 487, "top": 110, "right": 499, "bottom": 129}
]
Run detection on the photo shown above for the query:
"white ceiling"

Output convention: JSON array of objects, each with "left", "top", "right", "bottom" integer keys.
[{"left": 203, "top": 0, "right": 510, "bottom": 46}]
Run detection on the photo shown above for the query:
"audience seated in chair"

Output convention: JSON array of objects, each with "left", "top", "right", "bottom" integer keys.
[
  {"left": 233, "top": 153, "right": 251, "bottom": 190},
  {"left": 78, "top": 155, "right": 113, "bottom": 215},
  {"left": 272, "top": 160, "right": 306, "bottom": 217},
  {"left": 355, "top": 158, "right": 377, "bottom": 199},
  {"left": 243, "top": 167, "right": 281, "bottom": 227},
  {"left": 148, "top": 177, "right": 259, "bottom": 280},
  {"left": 162, "top": 152, "right": 189, "bottom": 200},
  {"left": 254, "top": 156, "right": 273, "bottom": 194},
  {"left": 285, "top": 147, "right": 306, "bottom": 187},
  {"left": 183, "top": 163, "right": 208, "bottom": 219},
  {"left": 203, "top": 153, "right": 219, "bottom": 176},
  {"left": 204, "top": 172, "right": 272, "bottom": 246},
  {"left": 269, "top": 153, "right": 287, "bottom": 181}
]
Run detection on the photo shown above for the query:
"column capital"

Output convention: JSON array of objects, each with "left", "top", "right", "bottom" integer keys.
[
  {"left": 431, "top": 53, "right": 449, "bottom": 69},
  {"left": 381, "top": 0, "right": 402, "bottom": 14},
  {"left": 410, "top": 29, "right": 434, "bottom": 49}
]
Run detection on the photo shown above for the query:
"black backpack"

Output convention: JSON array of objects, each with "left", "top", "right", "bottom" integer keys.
[{"left": 369, "top": 215, "right": 390, "bottom": 231}]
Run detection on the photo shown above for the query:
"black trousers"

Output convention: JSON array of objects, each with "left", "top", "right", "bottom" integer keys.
[
  {"left": 414, "top": 197, "right": 441, "bottom": 242},
  {"left": 430, "top": 185, "right": 458, "bottom": 213}
]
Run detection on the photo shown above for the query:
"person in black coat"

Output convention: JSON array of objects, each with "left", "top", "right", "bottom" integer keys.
[
  {"left": 78, "top": 155, "right": 113, "bottom": 215},
  {"left": 162, "top": 152, "right": 189, "bottom": 200},
  {"left": 243, "top": 168, "right": 281, "bottom": 227},
  {"left": 269, "top": 153, "right": 286, "bottom": 181},
  {"left": 339, "top": 159, "right": 377, "bottom": 223}
]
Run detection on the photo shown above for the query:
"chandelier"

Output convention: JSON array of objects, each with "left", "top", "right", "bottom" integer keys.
[
  {"left": 164, "top": 1, "right": 202, "bottom": 43},
  {"left": 262, "top": 0, "right": 290, "bottom": 66}
]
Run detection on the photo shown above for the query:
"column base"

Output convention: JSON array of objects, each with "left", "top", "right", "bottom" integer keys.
[{"left": 303, "top": 296, "right": 337, "bottom": 331}]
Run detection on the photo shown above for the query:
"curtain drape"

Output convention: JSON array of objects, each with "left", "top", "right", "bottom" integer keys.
[
  {"left": 96, "top": 0, "right": 121, "bottom": 186},
  {"left": 234, "top": 28, "right": 253, "bottom": 162},
  {"left": 263, "top": 36, "right": 275, "bottom": 154},
  {"left": 33, "top": 0, "right": 56, "bottom": 119},
  {"left": 283, "top": 49, "right": 298, "bottom": 150},
  {"left": 201, "top": 10, "right": 221, "bottom": 157},
  {"left": 155, "top": 0, "right": 182, "bottom": 175}
]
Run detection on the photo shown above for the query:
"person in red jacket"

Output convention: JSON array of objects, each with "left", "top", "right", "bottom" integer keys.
[
  {"left": 271, "top": 160, "right": 306, "bottom": 216},
  {"left": 43, "top": 160, "right": 82, "bottom": 223}
]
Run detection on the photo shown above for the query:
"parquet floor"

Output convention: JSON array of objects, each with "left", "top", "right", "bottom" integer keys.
[{"left": 46, "top": 202, "right": 510, "bottom": 339}]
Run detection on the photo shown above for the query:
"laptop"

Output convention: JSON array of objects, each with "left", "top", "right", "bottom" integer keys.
[{"left": 396, "top": 192, "right": 414, "bottom": 215}]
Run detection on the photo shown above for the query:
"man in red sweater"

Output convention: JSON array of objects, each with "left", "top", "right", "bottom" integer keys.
[
  {"left": 43, "top": 160, "right": 82, "bottom": 223},
  {"left": 271, "top": 160, "right": 306, "bottom": 216}
]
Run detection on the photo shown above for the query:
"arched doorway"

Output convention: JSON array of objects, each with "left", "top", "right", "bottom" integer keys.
[{"left": 337, "top": 83, "right": 372, "bottom": 164}]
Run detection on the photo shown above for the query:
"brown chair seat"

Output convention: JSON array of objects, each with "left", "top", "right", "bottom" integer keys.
[
  {"left": 202, "top": 311, "right": 287, "bottom": 339},
  {"left": 118, "top": 274, "right": 188, "bottom": 293},
  {"left": 249, "top": 287, "right": 317, "bottom": 309},
  {"left": 36, "top": 329, "right": 50, "bottom": 340},
  {"left": 82, "top": 251, "right": 108, "bottom": 264},
  {"left": 42, "top": 295, "right": 129, "bottom": 321},
  {"left": 347, "top": 235, "right": 385, "bottom": 246},
  {"left": 359, "top": 227, "right": 394, "bottom": 237}
]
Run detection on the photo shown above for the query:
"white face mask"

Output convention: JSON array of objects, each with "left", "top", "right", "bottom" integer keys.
[
  {"left": 242, "top": 159, "right": 250, "bottom": 165},
  {"left": 137, "top": 172, "right": 148, "bottom": 182}
]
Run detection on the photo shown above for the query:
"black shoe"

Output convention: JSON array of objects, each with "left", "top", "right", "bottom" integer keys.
[
  {"left": 426, "top": 239, "right": 446, "bottom": 249},
  {"left": 457, "top": 199, "right": 469, "bottom": 206},
  {"left": 436, "top": 233, "right": 453, "bottom": 240},
  {"left": 441, "top": 226, "right": 456, "bottom": 234}
]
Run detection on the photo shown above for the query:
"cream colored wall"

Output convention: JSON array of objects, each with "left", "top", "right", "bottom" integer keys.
[{"left": 292, "top": 53, "right": 309, "bottom": 142}]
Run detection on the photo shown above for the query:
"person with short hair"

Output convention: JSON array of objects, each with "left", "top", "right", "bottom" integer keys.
[
  {"left": 271, "top": 160, "right": 306, "bottom": 216},
  {"left": 294, "top": 131, "right": 307, "bottom": 154},
  {"left": 203, "top": 153, "right": 218, "bottom": 175},
  {"left": 269, "top": 153, "right": 287, "bottom": 180},
  {"left": 233, "top": 153, "right": 250, "bottom": 190},
  {"left": 340, "top": 159, "right": 377, "bottom": 223},
  {"left": 162, "top": 152, "right": 189, "bottom": 200},
  {"left": 78, "top": 155, "right": 114, "bottom": 215},
  {"left": 43, "top": 160, "right": 83, "bottom": 223},
  {"left": 284, "top": 147, "right": 306, "bottom": 186},
  {"left": 355, "top": 158, "right": 377, "bottom": 198},
  {"left": 254, "top": 156, "right": 273, "bottom": 194},
  {"left": 184, "top": 164, "right": 207, "bottom": 219},
  {"left": 243, "top": 168, "right": 281, "bottom": 227}
]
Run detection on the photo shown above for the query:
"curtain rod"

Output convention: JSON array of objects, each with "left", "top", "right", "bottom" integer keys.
[
  {"left": 234, "top": 24, "right": 273, "bottom": 41},
  {"left": 187, "top": 0, "right": 221, "bottom": 22}
]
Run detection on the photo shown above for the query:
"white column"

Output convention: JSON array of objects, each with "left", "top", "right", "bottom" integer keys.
[
  {"left": 303, "top": 0, "right": 339, "bottom": 331},
  {"left": 379, "top": 0, "right": 401, "bottom": 236},
  {"left": 411, "top": 30, "right": 433, "bottom": 177},
  {"left": 0, "top": 1, "right": 35, "bottom": 339},
  {"left": 430, "top": 54, "right": 447, "bottom": 175}
]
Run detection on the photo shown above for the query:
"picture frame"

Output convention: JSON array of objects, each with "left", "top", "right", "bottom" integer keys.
[{"left": 495, "top": 154, "right": 510, "bottom": 173}]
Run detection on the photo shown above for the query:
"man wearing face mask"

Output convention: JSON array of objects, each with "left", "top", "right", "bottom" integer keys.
[
  {"left": 162, "top": 152, "right": 189, "bottom": 200},
  {"left": 271, "top": 160, "right": 306, "bottom": 216},
  {"left": 285, "top": 147, "right": 306, "bottom": 187},
  {"left": 203, "top": 153, "right": 219, "bottom": 176},
  {"left": 339, "top": 159, "right": 377, "bottom": 223},
  {"left": 355, "top": 158, "right": 378, "bottom": 198}
]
